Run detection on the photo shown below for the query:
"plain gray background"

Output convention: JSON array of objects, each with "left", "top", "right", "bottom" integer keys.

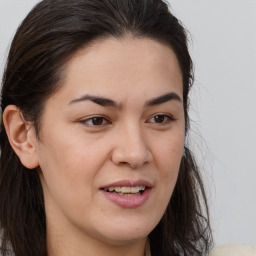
[{"left": 0, "top": 0, "right": 255, "bottom": 246}]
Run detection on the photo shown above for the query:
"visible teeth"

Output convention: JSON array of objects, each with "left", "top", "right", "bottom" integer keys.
[
  {"left": 106, "top": 186, "right": 145, "bottom": 193},
  {"left": 117, "top": 192, "right": 140, "bottom": 196}
]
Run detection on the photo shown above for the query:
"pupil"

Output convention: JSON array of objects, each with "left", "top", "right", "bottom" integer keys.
[
  {"left": 154, "top": 115, "right": 164, "bottom": 123},
  {"left": 92, "top": 117, "right": 103, "bottom": 125}
]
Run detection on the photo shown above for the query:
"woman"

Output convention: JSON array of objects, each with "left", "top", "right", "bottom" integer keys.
[{"left": 0, "top": 0, "right": 213, "bottom": 255}]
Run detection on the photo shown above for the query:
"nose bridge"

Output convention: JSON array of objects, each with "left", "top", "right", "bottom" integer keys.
[{"left": 111, "top": 120, "right": 151, "bottom": 168}]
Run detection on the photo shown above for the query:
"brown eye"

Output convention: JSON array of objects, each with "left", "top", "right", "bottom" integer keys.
[
  {"left": 91, "top": 117, "right": 105, "bottom": 125},
  {"left": 80, "top": 116, "right": 110, "bottom": 127},
  {"left": 154, "top": 115, "right": 165, "bottom": 123},
  {"left": 147, "top": 114, "right": 174, "bottom": 124}
]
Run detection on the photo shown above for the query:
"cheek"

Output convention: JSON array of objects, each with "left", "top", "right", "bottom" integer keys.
[
  {"left": 152, "top": 130, "right": 184, "bottom": 199},
  {"left": 37, "top": 132, "right": 109, "bottom": 200},
  {"left": 146, "top": 132, "right": 184, "bottom": 224},
  {"left": 38, "top": 142, "right": 98, "bottom": 223},
  {"left": 154, "top": 133, "right": 184, "bottom": 172}
]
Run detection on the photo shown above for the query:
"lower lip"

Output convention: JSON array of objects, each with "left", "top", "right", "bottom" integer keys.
[{"left": 101, "top": 188, "right": 152, "bottom": 208}]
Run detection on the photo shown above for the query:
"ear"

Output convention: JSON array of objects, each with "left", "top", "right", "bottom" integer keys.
[{"left": 3, "top": 105, "right": 39, "bottom": 169}]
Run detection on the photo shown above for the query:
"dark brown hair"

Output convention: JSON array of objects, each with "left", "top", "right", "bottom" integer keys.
[{"left": 0, "top": 0, "right": 213, "bottom": 255}]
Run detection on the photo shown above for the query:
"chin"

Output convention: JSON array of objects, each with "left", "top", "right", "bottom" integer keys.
[
  {"left": 94, "top": 220, "right": 155, "bottom": 245},
  {"left": 99, "top": 232, "right": 148, "bottom": 246}
]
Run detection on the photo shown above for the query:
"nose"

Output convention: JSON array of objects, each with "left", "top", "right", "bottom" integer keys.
[{"left": 111, "top": 123, "right": 152, "bottom": 169}]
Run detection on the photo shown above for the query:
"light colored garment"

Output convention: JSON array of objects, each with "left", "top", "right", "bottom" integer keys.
[{"left": 210, "top": 244, "right": 256, "bottom": 256}]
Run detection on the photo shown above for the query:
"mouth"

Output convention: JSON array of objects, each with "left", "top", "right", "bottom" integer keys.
[
  {"left": 102, "top": 185, "right": 147, "bottom": 196},
  {"left": 100, "top": 180, "right": 152, "bottom": 208}
]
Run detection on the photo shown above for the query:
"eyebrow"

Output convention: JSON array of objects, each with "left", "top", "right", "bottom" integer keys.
[
  {"left": 69, "top": 92, "right": 181, "bottom": 108},
  {"left": 145, "top": 92, "right": 182, "bottom": 106},
  {"left": 69, "top": 94, "right": 119, "bottom": 107}
]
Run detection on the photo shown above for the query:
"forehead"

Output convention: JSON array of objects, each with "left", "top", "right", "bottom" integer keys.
[
  {"left": 67, "top": 37, "right": 182, "bottom": 78},
  {"left": 51, "top": 37, "right": 183, "bottom": 105}
]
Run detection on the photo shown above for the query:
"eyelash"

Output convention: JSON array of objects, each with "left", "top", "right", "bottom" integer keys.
[
  {"left": 79, "top": 114, "right": 175, "bottom": 127},
  {"left": 79, "top": 116, "right": 110, "bottom": 127},
  {"left": 147, "top": 114, "right": 175, "bottom": 125}
]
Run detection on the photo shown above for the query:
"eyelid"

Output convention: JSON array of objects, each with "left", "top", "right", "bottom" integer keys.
[
  {"left": 146, "top": 113, "right": 176, "bottom": 124},
  {"left": 78, "top": 115, "right": 111, "bottom": 127}
]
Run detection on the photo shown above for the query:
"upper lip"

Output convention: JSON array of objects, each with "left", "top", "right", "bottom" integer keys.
[{"left": 100, "top": 179, "right": 153, "bottom": 189}]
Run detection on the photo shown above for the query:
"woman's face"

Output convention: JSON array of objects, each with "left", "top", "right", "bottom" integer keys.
[{"left": 35, "top": 37, "right": 185, "bottom": 246}]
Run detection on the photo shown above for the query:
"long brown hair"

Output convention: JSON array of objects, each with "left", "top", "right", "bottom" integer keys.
[{"left": 0, "top": 0, "right": 213, "bottom": 255}]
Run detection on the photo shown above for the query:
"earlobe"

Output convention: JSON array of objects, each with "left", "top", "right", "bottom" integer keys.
[{"left": 3, "top": 105, "right": 39, "bottom": 169}]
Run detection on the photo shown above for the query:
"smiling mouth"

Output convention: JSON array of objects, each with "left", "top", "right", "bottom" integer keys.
[
  {"left": 100, "top": 182, "right": 152, "bottom": 208},
  {"left": 102, "top": 186, "right": 147, "bottom": 196}
]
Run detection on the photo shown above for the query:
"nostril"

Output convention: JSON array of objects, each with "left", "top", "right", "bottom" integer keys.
[
  {"left": 119, "top": 161, "right": 133, "bottom": 168},
  {"left": 111, "top": 144, "right": 152, "bottom": 169}
]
